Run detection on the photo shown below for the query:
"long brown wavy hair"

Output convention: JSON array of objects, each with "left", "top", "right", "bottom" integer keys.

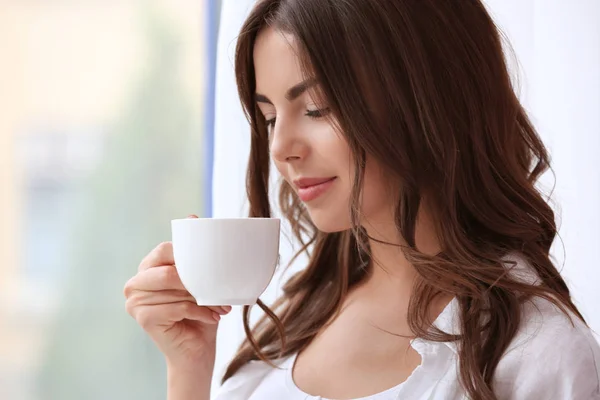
[{"left": 222, "top": 1, "right": 585, "bottom": 399}]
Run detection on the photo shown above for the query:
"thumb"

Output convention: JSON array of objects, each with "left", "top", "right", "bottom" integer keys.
[{"left": 187, "top": 214, "right": 199, "bottom": 219}]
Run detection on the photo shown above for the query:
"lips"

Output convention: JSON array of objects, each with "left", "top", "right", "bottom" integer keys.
[{"left": 293, "top": 177, "right": 336, "bottom": 202}]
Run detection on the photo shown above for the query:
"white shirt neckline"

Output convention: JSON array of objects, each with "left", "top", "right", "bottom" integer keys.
[{"left": 280, "top": 298, "right": 459, "bottom": 400}]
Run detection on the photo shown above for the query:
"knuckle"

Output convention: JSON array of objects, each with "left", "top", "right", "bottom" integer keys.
[
  {"left": 181, "top": 301, "right": 195, "bottom": 315},
  {"left": 123, "top": 277, "right": 135, "bottom": 298},
  {"left": 125, "top": 299, "right": 135, "bottom": 317},
  {"left": 162, "top": 265, "right": 180, "bottom": 285},
  {"left": 156, "top": 241, "right": 173, "bottom": 256},
  {"left": 159, "top": 265, "right": 175, "bottom": 282},
  {"left": 128, "top": 290, "right": 143, "bottom": 304},
  {"left": 138, "top": 241, "right": 172, "bottom": 272}
]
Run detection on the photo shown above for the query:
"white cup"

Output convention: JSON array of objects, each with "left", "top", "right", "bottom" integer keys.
[{"left": 171, "top": 218, "right": 281, "bottom": 305}]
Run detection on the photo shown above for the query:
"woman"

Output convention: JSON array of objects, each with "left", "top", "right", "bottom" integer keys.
[{"left": 124, "top": 1, "right": 600, "bottom": 399}]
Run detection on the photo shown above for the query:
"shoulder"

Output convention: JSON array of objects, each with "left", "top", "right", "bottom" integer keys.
[{"left": 494, "top": 296, "right": 600, "bottom": 399}]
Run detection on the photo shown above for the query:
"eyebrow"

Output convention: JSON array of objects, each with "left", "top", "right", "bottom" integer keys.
[{"left": 255, "top": 78, "right": 318, "bottom": 105}]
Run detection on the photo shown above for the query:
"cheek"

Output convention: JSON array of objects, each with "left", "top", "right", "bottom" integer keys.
[
  {"left": 272, "top": 156, "right": 294, "bottom": 190},
  {"left": 311, "top": 160, "right": 390, "bottom": 233},
  {"left": 274, "top": 160, "right": 287, "bottom": 180}
]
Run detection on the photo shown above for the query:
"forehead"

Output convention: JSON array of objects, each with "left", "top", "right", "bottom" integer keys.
[{"left": 253, "top": 27, "right": 305, "bottom": 93}]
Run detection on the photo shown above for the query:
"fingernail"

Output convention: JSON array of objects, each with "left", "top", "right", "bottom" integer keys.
[
  {"left": 187, "top": 214, "right": 199, "bottom": 218},
  {"left": 221, "top": 306, "right": 232, "bottom": 313},
  {"left": 212, "top": 312, "right": 221, "bottom": 322}
]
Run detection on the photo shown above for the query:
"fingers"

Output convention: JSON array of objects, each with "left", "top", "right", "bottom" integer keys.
[
  {"left": 127, "top": 289, "right": 195, "bottom": 305},
  {"left": 129, "top": 214, "right": 227, "bottom": 332},
  {"left": 132, "top": 301, "right": 219, "bottom": 329},
  {"left": 139, "top": 242, "right": 174, "bottom": 272},
  {"left": 124, "top": 261, "right": 233, "bottom": 317},
  {"left": 125, "top": 289, "right": 231, "bottom": 316},
  {"left": 125, "top": 265, "right": 186, "bottom": 294}
]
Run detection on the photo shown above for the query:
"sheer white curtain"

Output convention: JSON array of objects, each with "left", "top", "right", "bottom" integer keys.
[
  {"left": 211, "top": 0, "right": 307, "bottom": 395},
  {"left": 211, "top": 0, "right": 600, "bottom": 395},
  {"left": 489, "top": 0, "right": 600, "bottom": 335}
]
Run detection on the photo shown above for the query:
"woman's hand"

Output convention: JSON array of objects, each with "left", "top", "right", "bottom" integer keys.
[{"left": 124, "top": 216, "right": 231, "bottom": 369}]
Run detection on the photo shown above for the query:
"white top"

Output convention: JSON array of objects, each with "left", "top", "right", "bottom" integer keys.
[{"left": 214, "top": 257, "right": 600, "bottom": 399}]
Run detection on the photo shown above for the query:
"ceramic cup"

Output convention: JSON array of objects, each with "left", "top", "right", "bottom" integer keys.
[{"left": 171, "top": 218, "right": 280, "bottom": 305}]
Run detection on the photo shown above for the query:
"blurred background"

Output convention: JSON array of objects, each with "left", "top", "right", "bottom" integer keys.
[
  {"left": 1, "top": 1, "right": 598, "bottom": 400},
  {"left": 0, "top": 1, "right": 219, "bottom": 399}
]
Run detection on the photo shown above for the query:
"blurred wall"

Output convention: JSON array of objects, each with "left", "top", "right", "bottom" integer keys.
[{"left": 0, "top": 2, "right": 205, "bottom": 399}]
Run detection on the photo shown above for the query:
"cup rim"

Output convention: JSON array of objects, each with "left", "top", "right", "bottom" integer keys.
[{"left": 171, "top": 217, "right": 280, "bottom": 222}]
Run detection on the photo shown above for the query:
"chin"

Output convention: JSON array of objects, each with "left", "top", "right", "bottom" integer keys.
[{"left": 306, "top": 207, "right": 351, "bottom": 233}]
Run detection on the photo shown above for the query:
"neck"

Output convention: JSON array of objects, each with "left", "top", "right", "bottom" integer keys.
[
  {"left": 358, "top": 227, "right": 417, "bottom": 306},
  {"left": 351, "top": 205, "right": 443, "bottom": 309}
]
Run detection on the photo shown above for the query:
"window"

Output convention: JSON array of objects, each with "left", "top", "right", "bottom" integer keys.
[{"left": 0, "top": 2, "right": 217, "bottom": 399}]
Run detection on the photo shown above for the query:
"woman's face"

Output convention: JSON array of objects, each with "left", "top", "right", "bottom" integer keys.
[{"left": 253, "top": 27, "right": 392, "bottom": 233}]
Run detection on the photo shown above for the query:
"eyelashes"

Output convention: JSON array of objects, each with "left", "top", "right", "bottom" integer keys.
[
  {"left": 265, "top": 107, "right": 331, "bottom": 131},
  {"left": 305, "top": 107, "right": 331, "bottom": 119},
  {"left": 265, "top": 118, "right": 276, "bottom": 130}
]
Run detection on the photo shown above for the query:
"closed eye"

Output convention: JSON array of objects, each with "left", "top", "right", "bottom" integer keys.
[
  {"left": 265, "top": 117, "right": 276, "bottom": 130},
  {"left": 264, "top": 107, "right": 330, "bottom": 133},
  {"left": 305, "top": 108, "right": 331, "bottom": 119}
]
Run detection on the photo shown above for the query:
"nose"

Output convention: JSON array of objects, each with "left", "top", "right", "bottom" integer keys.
[{"left": 269, "top": 117, "right": 308, "bottom": 163}]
